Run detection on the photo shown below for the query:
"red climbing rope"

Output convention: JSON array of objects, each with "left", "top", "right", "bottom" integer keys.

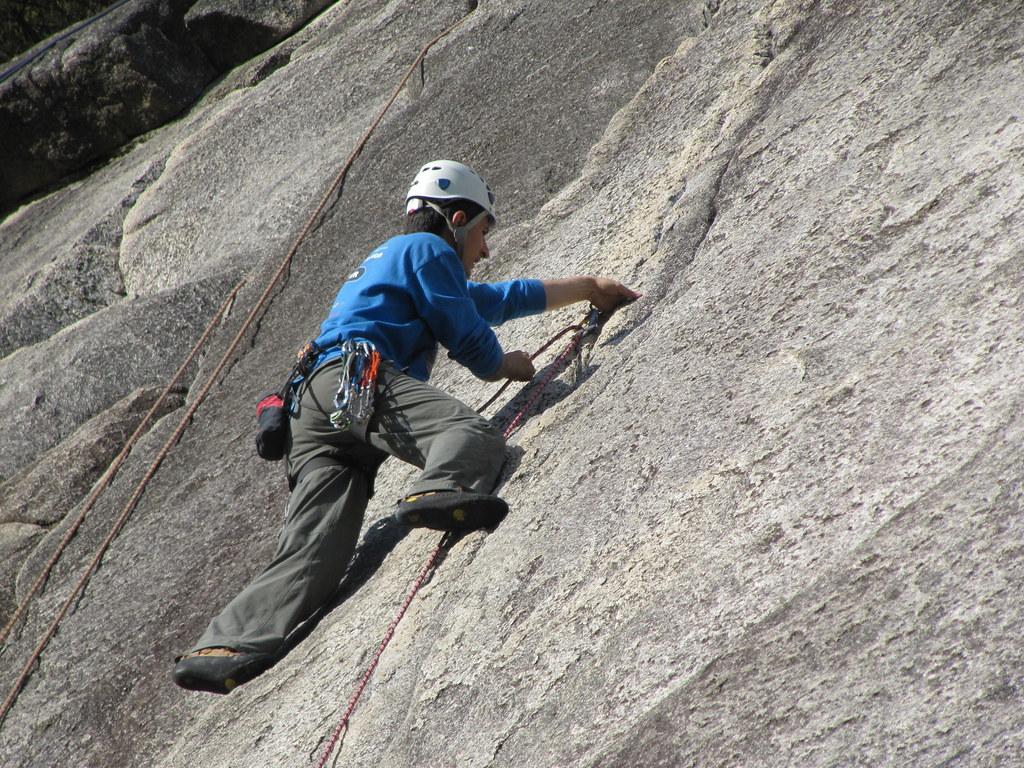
[
  {"left": 313, "top": 534, "right": 451, "bottom": 768},
  {"left": 476, "top": 320, "right": 584, "bottom": 414},
  {"left": 496, "top": 328, "right": 587, "bottom": 439}
]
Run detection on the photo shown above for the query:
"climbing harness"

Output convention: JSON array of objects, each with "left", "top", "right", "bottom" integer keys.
[
  {"left": 330, "top": 341, "right": 381, "bottom": 430},
  {"left": 0, "top": 4, "right": 479, "bottom": 728},
  {"left": 312, "top": 301, "right": 627, "bottom": 767}
]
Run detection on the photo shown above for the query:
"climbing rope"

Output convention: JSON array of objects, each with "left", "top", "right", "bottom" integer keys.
[
  {"left": 0, "top": 5, "right": 478, "bottom": 727},
  {"left": 476, "top": 320, "right": 585, "bottom": 414},
  {"left": 494, "top": 325, "right": 589, "bottom": 438},
  {"left": 312, "top": 308, "right": 605, "bottom": 766},
  {"left": 0, "top": 282, "right": 242, "bottom": 650},
  {"left": 313, "top": 532, "right": 454, "bottom": 768}
]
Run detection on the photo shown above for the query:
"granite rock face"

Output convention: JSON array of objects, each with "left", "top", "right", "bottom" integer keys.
[
  {"left": 0, "top": 385, "right": 185, "bottom": 629},
  {"left": 0, "top": 0, "right": 214, "bottom": 212},
  {"left": 0, "top": 1, "right": 1021, "bottom": 767},
  {"left": 0, "top": 274, "right": 233, "bottom": 484}
]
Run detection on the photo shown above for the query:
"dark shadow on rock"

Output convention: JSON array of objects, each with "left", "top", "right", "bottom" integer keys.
[
  {"left": 0, "top": 0, "right": 218, "bottom": 214},
  {"left": 246, "top": 48, "right": 293, "bottom": 88},
  {"left": 603, "top": 316, "right": 648, "bottom": 346},
  {"left": 490, "top": 444, "right": 525, "bottom": 495},
  {"left": 572, "top": 360, "right": 601, "bottom": 387},
  {"left": 185, "top": 14, "right": 280, "bottom": 72}
]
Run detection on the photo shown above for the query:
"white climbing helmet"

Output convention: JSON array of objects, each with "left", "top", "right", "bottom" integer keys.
[{"left": 405, "top": 160, "right": 496, "bottom": 223}]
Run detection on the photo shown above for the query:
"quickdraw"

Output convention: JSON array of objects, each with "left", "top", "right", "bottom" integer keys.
[
  {"left": 572, "top": 305, "right": 604, "bottom": 385},
  {"left": 330, "top": 341, "right": 381, "bottom": 430}
]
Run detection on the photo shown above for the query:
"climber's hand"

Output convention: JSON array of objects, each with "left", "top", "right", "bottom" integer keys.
[
  {"left": 493, "top": 350, "right": 535, "bottom": 382},
  {"left": 589, "top": 277, "right": 641, "bottom": 313}
]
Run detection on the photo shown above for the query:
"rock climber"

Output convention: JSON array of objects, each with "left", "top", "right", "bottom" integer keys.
[{"left": 173, "top": 160, "right": 639, "bottom": 694}]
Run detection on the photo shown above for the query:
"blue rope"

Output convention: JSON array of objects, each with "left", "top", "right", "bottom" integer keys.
[{"left": 0, "top": 0, "right": 137, "bottom": 86}]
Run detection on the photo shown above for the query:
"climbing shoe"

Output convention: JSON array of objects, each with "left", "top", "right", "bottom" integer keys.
[
  {"left": 172, "top": 647, "right": 275, "bottom": 695},
  {"left": 394, "top": 490, "right": 509, "bottom": 531}
]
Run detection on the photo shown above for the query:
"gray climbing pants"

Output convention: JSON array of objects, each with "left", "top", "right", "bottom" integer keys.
[{"left": 191, "top": 359, "right": 506, "bottom": 656}]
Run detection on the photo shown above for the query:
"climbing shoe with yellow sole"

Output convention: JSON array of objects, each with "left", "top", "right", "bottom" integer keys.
[
  {"left": 172, "top": 647, "right": 275, "bottom": 695},
  {"left": 394, "top": 490, "right": 509, "bottom": 531}
]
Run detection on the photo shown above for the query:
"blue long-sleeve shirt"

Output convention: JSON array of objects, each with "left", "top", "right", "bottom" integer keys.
[{"left": 314, "top": 233, "right": 547, "bottom": 380}]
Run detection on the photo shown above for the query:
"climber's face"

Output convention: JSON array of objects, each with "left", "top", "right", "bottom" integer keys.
[{"left": 451, "top": 209, "right": 492, "bottom": 277}]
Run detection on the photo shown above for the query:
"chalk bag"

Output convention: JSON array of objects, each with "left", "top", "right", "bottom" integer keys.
[{"left": 255, "top": 390, "right": 289, "bottom": 460}]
